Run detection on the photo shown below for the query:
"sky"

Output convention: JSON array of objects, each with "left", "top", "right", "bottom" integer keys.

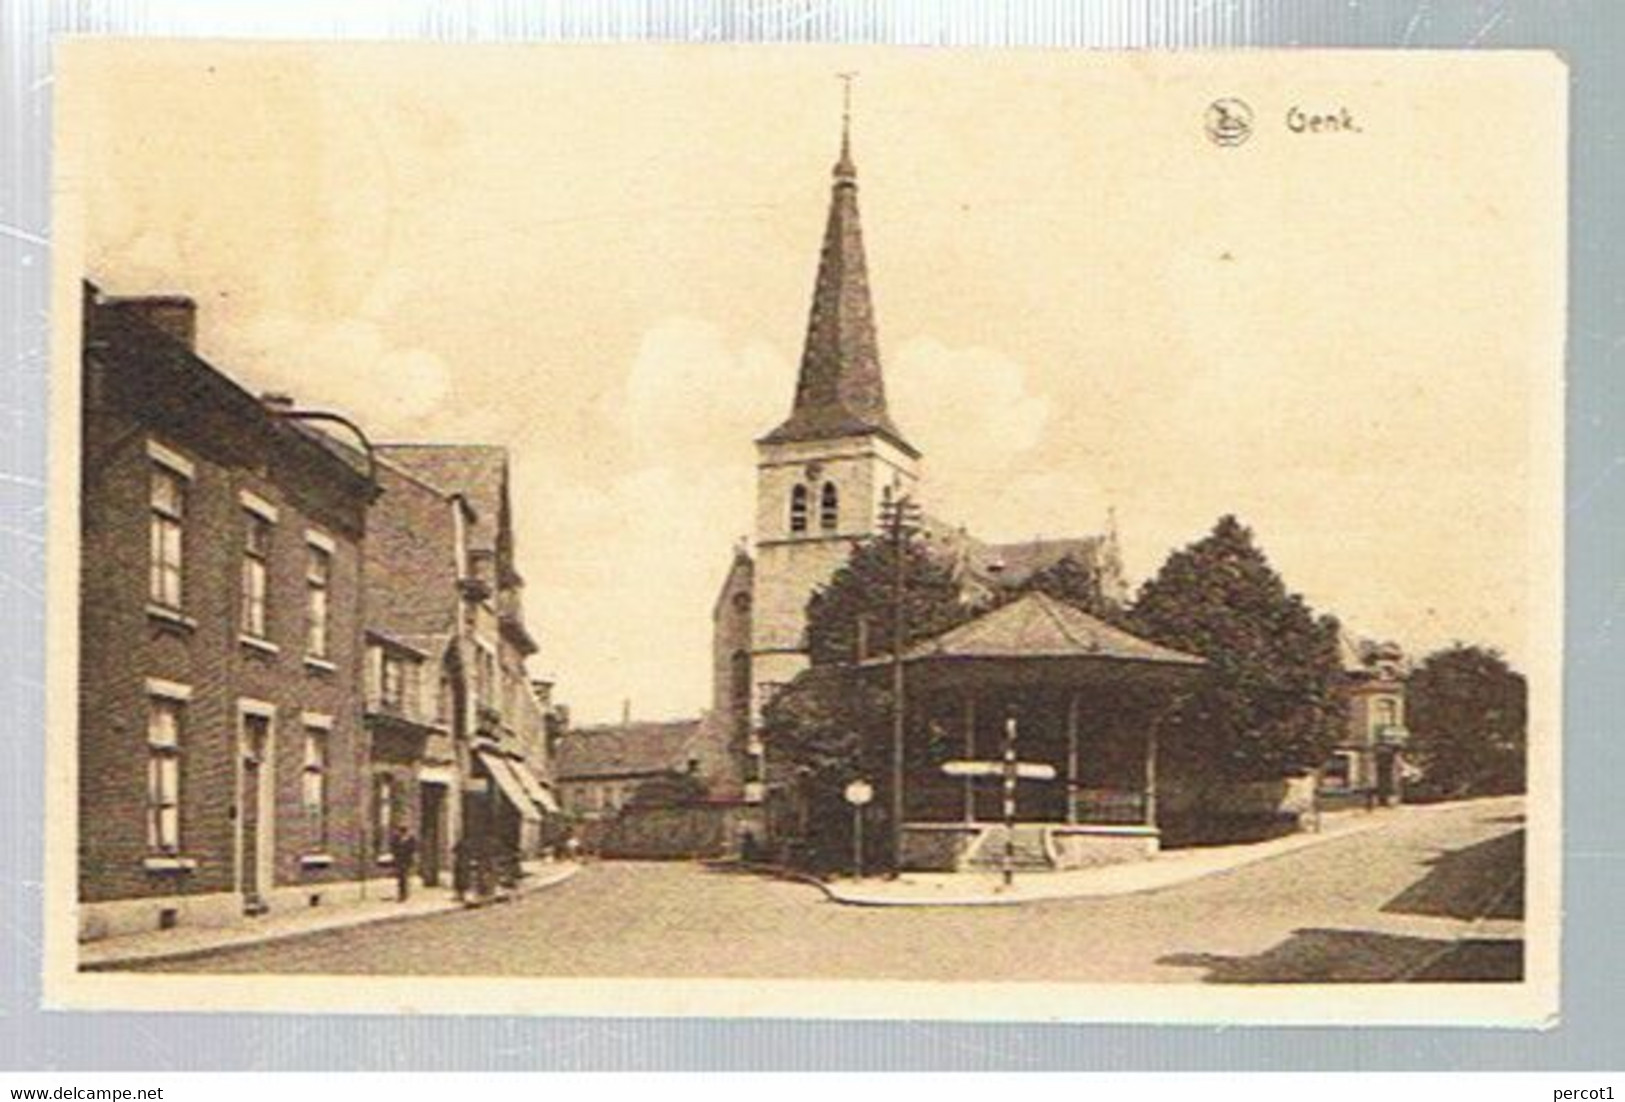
[{"left": 60, "top": 44, "right": 1565, "bottom": 724}]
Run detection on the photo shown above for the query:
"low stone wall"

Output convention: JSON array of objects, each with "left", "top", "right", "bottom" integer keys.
[
  {"left": 900, "top": 823, "right": 1160, "bottom": 872},
  {"left": 594, "top": 804, "right": 766, "bottom": 860},
  {"left": 1048, "top": 825, "right": 1160, "bottom": 869},
  {"left": 898, "top": 824, "right": 981, "bottom": 872}
]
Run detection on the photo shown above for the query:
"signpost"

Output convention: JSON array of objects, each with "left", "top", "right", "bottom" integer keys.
[
  {"left": 843, "top": 779, "right": 874, "bottom": 880},
  {"left": 940, "top": 713, "right": 1057, "bottom": 889}
]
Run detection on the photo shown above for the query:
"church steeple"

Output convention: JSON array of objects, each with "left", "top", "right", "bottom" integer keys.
[{"left": 760, "top": 81, "right": 917, "bottom": 458}]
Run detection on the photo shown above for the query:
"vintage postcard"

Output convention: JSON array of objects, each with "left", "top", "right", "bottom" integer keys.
[{"left": 45, "top": 42, "right": 1565, "bottom": 1023}]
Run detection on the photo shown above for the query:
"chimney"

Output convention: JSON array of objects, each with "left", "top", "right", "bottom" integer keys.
[
  {"left": 260, "top": 392, "right": 296, "bottom": 415},
  {"left": 99, "top": 295, "right": 198, "bottom": 350}
]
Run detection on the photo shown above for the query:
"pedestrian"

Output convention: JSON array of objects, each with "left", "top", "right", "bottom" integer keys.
[
  {"left": 452, "top": 834, "right": 472, "bottom": 902},
  {"left": 389, "top": 825, "right": 418, "bottom": 902}
]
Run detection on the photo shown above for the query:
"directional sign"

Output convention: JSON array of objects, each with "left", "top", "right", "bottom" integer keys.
[{"left": 941, "top": 759, "right": 1057, "bottom": 781}]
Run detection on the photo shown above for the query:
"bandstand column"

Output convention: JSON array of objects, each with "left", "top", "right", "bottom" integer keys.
[
  {"left": 1144, "top": 715, "right": 1160, "bottom": 829},
  {"left": 1065, "top": 692, "right": 1080, "bottom": 825},
  {"left": 961, "top": 692, "right": 976, "bottom": 822}
]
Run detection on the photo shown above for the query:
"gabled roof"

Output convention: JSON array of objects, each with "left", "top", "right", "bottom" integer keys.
[
  {"left": 893, "top": 591, "right": 1205, "bottom": 667},
  {"left": 375, "top": 444, "right": 508, "bottom": 554},
  {"left": 554, "top": 719, "right": 704, "bottom": 781},
  {"left": 759, "top": 122, "right": 916, "bottom": 457}
]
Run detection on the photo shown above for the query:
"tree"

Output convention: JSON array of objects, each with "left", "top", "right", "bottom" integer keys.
[
  {"left": 1012, "top": 552, "right": 1120, "bottom": 621},
  {"left": 803, "top": 535, "right": 971, "bottom": 667},
  {"left": 1405, "top": 644, "right": 1527, "bottom": 799},
  {"left": 765, "top": 531, "right": 973, "bottom": 870},
  {"left": 1130, "top": 515, "right": 1345, "bottom": 782}
]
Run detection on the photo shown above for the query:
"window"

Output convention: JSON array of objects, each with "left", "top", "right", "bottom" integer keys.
[
  {"left": 305, "top": 543, "right": 331, "bottom": 658},
  {"left": 302, "top": 722, "right": 328, "bottom": 847},
  {"left": 146, "top": 696, "right": 183, "bottom": 853},
  {"left": 374, "top": 774, "right": 396, "bottom": 859},
  {"left": 1373, "top": 697, "right": 1399, "bottom": 734},
  {"left": 149, "top": 466, "right": 186, "bottom": 608},
  {"left": 475, "top": 645, "right": 497, "bottom": 712},
  {"left": 789, "top": 484, "right": 809, "bottom": 534},
  {"left": 437, "top": 672, "right": 453, "bottom": 724},
  {"left": 730, "top": 650, "right": 751, "bottom": 720},
  {"left": 380, "top": 651, "right": 407, "bottom": 711},
  {"left": 820, "top": 481, "right": 839, "bottom": 531},
  {"left": 241, "top": 511, "right": 272, "bottom": 639}
]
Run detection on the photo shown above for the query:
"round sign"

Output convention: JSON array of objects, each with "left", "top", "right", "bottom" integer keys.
[{"left": 843, "top": 780, "right": 874, "bottom": 806}]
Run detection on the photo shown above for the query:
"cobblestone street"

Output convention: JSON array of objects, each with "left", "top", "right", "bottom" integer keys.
[{"left": 121, "top": 797, "right": 1524, "bottom": 983}]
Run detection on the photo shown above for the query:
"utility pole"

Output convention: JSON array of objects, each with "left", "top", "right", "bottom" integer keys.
[{"left": 883, "top": 493, "right": 921, "bottom": 873}]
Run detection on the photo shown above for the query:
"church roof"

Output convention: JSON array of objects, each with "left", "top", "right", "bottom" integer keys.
[
  {"left": 894, "top": 591, "right": 1205, "bottom": 668},
  {"left": 759, "top": 116, "right": 917, "bottom": 458}
]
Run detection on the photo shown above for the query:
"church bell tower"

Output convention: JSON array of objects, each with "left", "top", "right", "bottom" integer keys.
[{"left": 749, "top": 85, "right": 922, "bottom": 716}]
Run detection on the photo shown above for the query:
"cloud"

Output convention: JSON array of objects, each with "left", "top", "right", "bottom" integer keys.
[
  {"left": 214, "top": 315, "right": 454, "bottom": 434},
  {"left": 888, "top": 336, "right": 1056, "bottom": 532},
  {"left": 617, "top": 316, "right": 788, "bottom": 470}
]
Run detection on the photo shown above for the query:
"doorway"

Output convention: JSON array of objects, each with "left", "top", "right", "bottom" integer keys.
[
  {"left": 237, "top": 705, "right": 275, "bottom": 915},
  {"left": 419, "top": 783, "right": 445, "bottom": 887}
]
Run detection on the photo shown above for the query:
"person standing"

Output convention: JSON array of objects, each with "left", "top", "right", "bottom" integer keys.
[{"left": 389, "top": 825, "right": 418, "bottom": 902}]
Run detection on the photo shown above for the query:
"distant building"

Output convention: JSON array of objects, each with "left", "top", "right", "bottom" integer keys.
[
  {"left": 1323, "top": 636, "right": 1410, "bottom": 805},
  {"left": 78, "top": 285, "right": 375, "bottom": 939},
  {"left": 554, "top": 718, "right": 708, "bottom": 820},
  {"left": 555, "top": 717, "right": 762, "bottom": 858}
]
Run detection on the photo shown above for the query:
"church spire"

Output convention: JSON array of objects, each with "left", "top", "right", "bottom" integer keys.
[{"left": 760, "top": 78, "right": 917, "bottom": 458}]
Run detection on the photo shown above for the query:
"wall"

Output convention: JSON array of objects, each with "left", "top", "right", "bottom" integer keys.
[{"left": 79, "top": 348, "right": 368, "bottom": 931}]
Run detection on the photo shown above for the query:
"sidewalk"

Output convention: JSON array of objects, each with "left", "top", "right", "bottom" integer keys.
[
  {"left": 820, "top": 809, "right": 1401, "bottom": 907},
  {"left": 80, "top": 861, "right": 579, "bottom": 970}
]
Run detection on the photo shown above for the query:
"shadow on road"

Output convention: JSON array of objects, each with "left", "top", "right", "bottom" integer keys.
[
  {"left": 1158, "top": 822, "right": 1526, "bottom": 983},
  {"left": 1382, "top": 829, "right": 1524, "bottom": 921},
  {"left": 1159, "top": 928, "right": 1522, "bottom": 983}
]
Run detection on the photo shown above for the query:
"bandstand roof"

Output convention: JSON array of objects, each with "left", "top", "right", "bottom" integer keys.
[{"left": 872, "top": 592, "right": 1206, "bottom": 680}]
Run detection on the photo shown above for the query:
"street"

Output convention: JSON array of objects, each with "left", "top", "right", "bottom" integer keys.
[{"left": 122, "top": 797, "right": 1524, "bottom": 983}]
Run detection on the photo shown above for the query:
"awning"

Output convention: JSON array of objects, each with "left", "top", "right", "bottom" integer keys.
[
  {"left": 508, "top": 758, "right": 562, "bottom": 814},
  {"left": 477, "top": 751, "right": 542, "bottom": 824}
]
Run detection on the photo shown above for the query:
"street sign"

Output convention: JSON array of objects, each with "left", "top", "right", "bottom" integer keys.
[
  {"left": 844, "top": 779, "right": 874, "bottom": 806},
  {"left": 941, "top": 759, "right": 1057, "bottom": 781}
]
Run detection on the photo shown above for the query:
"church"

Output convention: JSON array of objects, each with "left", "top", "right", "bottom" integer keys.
[{"left": 701, "top": 106, "right": 1134, "bottom": 835}]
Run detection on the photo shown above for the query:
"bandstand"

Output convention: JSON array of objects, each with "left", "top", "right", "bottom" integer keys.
[{"left": 867, "top": 592, "right": 1207, "bottom": 872}]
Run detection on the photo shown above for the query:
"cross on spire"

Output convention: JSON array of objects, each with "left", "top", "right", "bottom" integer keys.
[{"left": 834, "top": 71, "right": 858, "bottom": 181}]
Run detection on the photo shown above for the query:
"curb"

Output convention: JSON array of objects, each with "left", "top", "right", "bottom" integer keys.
[
  {"left": 80, "top": 862, "right": 581, "bottom": 971},
  {"left": 815, "top": 816, "right": 1397, "bottom": 908}
]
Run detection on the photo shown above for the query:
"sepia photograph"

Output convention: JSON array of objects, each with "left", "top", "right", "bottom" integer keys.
[{"left": 45, "top": 41, "right": 1564, "bottom": 1023}]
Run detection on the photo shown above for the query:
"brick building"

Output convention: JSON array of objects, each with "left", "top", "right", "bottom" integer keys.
[
  {"left": 374, "top": 446, "right": 559, "bottom": 868},
  {"left": 1322, "top": 636, "right": 1411, "bottom": 806},
  {"left": 78, "top": 285, "right": 376, "bottom": 939}
]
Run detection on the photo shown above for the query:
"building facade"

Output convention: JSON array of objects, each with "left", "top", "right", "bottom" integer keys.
[
  {"left": 375, "top": 445, "right": 559, "bottom": 870},
  {"left": 78, "top": 286, "right": 375, "bottom": 939},
  {"left": 1323, "top": 637, "right": 1411, "bottom": 805}
]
